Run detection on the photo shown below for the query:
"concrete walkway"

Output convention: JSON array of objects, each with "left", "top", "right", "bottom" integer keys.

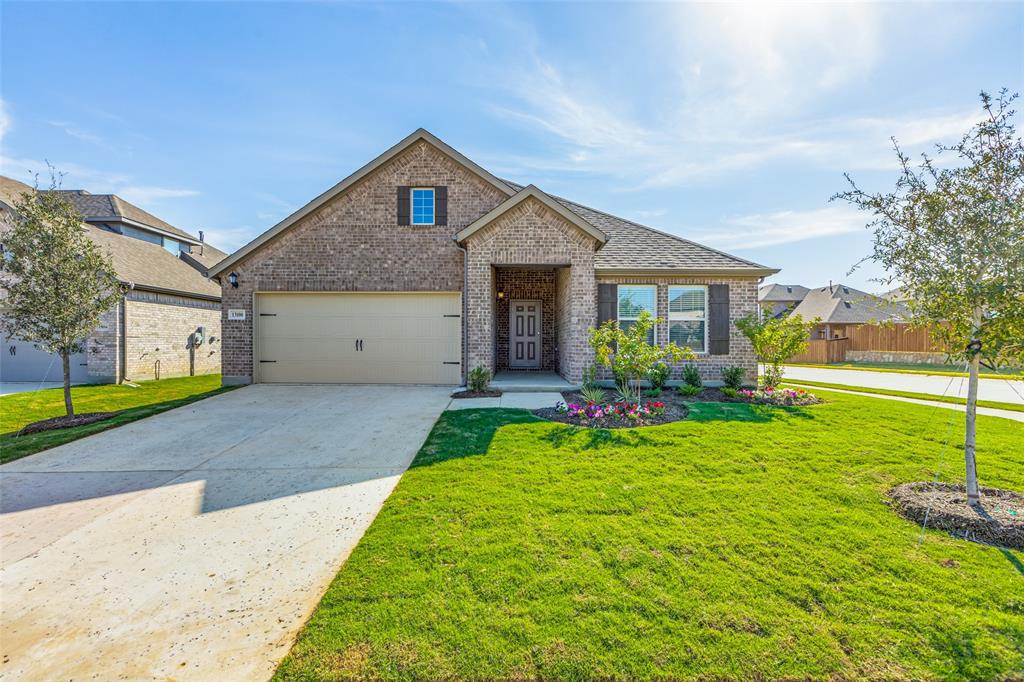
[
  {"left": 785, "top": 381, "right": 1024, "bottom": 423},
  {"left": 782, "top": 365, "right": 1024, "bottom": 405},
  {"left": 446, "top": 392, "right": 563, "bottom": 411},
  {"left": 0, "top": 384, "right": 451, "bottom": 681}
]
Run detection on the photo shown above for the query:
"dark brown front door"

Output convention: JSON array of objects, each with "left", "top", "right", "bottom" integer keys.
[{"left": 509, "top": 300, "right": 541, "bottom": 369}]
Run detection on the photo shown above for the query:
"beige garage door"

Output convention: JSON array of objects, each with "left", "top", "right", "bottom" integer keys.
[{"left": 255, "top": 293, "right": 461, "bottom": 384}]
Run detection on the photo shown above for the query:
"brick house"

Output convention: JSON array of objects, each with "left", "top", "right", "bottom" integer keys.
[
  {"left": 0, "top": 176, "right": 225, "bottom": 383},
  {"left": 210, "top": 129, "right": 778, "bottom": 387}
]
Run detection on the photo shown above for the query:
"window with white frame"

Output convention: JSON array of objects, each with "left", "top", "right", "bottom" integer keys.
[
  {"left": 617, "top": 285, "right": 657, "bottom": 344},
  {"left": 411, "top": 188, "right": 435, "bottom": 225},
  {"left": 668, "top": 285, "right": 706, "bottom": 352}
]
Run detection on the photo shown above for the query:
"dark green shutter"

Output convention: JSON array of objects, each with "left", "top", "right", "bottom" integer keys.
[
  {"left": 708, "top": 284, "right": 730, "bottom": 355},
  {"left": 598, "top": 284, "right": 618, "bottom": 326},
  {"left": 397, "top": 186, "right": 410, "bottom": 225},
  {"left": 434, "top": 186, "right": 448, "bottom": 225}
]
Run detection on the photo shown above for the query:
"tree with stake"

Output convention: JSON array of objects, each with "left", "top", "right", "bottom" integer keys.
[
  {"left": 0, "top": 176, "right": 127, "bottom": 417},
  {"left": 834, "top": 89, "right": 1024, "bottom": 507}
]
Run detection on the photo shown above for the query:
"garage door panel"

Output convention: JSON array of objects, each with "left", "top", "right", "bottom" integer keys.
[{"left": 255, "top": 293, "right": 461, "bottom": 385}]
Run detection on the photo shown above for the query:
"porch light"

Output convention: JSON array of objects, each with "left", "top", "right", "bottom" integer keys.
[
  {"left": 496, "top": 291, "right": 505, "bottom": 300},
  {"left": 228, "top": 272, "right": 239, "bottom": 288}
]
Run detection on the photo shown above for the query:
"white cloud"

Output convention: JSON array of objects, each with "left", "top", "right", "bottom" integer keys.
[
  {"left": 196, "top": 225, "right": 258, "bottom": 252},
  {"left": 48, "top": 120, "right": 104, "bottom": 145},
  {"left": 690, "top": 205, "right": 868, "bottom": 249},
  {"left": 118, "top": 186, "right": 199, "bottom": 204}
]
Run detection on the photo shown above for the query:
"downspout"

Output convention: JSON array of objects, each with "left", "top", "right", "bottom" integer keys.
[{"left": 454, "top": 237, "right": 469, "bottom": 387}]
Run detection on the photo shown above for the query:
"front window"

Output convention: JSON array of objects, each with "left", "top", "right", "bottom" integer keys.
[
  {"left": 411, "top": 188, "right": 435, "bottom": 225},
  {"left": 618, "top": 285, "right": 657, "bottom": 344},
  {"left": 668, "top": 285, "right": 706, "bottom": 352}
]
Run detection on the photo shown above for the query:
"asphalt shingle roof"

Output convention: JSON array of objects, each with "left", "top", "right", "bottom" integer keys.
[
  {"left": 758, "top": 284, "right": 810, "bottom": 302},
  {"left": 52, "top": 190, "right": 198, "bottom": 242},
  {"left": 791, "top": 284, "right": 909, "bottom": 324},
  {"left": 503, "top": 181, "right": 774, "bottom": 273}
]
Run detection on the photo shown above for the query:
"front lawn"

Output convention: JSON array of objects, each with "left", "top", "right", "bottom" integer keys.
[
  {"left": 277, "top": 391, "right": 1024, "bottom": 681},
  {"left": 0, "top": 374, "right": 236, "bottom": 463}
]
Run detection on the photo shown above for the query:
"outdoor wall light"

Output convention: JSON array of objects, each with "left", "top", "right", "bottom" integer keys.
[
  {"left": 496, "top": 291, "right": 505, "bottom": 300},
  {"left": 228, "top": 272, "right": 239, "bottom": 288}
]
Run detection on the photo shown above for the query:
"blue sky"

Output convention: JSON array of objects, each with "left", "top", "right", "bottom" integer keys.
[{"left": 2, "top": 1, "right": 1020, "bottom": 292}]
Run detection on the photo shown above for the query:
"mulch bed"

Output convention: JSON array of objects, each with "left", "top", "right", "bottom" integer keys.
[
  {"left": 533, "top": 390, "right": 690, "bottom": 429},
  {"left": 16, "top": 412, "right": 117, "bottom": 436},
  {"left": 451, "top": 389, "right": 503, "bottom": 399},
  {"left": 888, "top": 481, "right": 1024, "bottom": 550}
]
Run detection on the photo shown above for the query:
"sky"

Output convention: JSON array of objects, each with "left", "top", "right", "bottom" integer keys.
[{"left": 1, "top": 1, "right": 1021, "bottom": 292}]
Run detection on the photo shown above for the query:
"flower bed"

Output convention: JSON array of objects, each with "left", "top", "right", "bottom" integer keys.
[
  {"left": 735, "top": 386, "right": 822, "bottom": 406},
  {"left": 535, "top": 398, "right": 686, "bottom": 428}
]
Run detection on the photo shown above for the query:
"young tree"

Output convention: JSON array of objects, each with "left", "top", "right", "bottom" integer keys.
[
  {"left": 735, "top": 312, "right": 819, "bottom": 389},
  {"left": 834, "top": 89, "right": 1024, "bottom": 507},
  {"left": 0, "top": 177, "right": 127, "bottom": 416},
  {"left": 589, "top": 310, "right": 694, "bottom": 404}
]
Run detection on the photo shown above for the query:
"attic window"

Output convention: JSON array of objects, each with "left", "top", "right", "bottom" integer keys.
[
  {"left": 844, "top": 301, "right": 852, "bottom": 308},
  {"left": 842, "top": 287, "right": 849, "bottom": 294},
  {"left": 786, "top": 287, "right": 792, "bottom": 293},
  {"left": 411, "top": 188, "right": 435, "bottom": 225}
]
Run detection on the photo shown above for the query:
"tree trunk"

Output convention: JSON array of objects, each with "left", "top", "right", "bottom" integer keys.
[
  {"left": 964, "top": 349, "right": 980, "bottom": 506},
  {"left": 62, "top": 351, "right": 74, "bottom": 417}
]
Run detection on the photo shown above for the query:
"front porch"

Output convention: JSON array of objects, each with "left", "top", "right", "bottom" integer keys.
[{"left": 490, "top": 371, "right": 577, "bottom": 393}]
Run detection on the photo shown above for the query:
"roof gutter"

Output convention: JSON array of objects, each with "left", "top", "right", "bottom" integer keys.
[
  {"left": 86, "top": 217, "right": 201, "bottom": 245},
  {"left": 126, "top": 282, "right": 222, "bottom": 302}
]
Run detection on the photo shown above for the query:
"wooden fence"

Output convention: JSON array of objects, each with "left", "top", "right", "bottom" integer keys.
[
  {"left": 787, "top": 323, "right": 944, "bottom": 364},
  {"left": 788, "top": 338, "right": 850, "bottom": 364}
]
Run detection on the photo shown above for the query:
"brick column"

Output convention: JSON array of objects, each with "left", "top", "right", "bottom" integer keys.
[{"left": 465, "top": 250, "right": 494, "bottom": 373}]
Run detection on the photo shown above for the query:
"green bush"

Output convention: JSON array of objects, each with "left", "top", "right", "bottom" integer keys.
[
  {"left": 582, "top": 364, "right": 600, "bottom": 391},
  {"left": 682, "top": 364, "right": 702, "bottom": 388},
  {"left": 721, "top": 366, "right": 745, "bottom": 390},
  {"left": 721, "top": 387, "right": 739, "bottom": 398},
  {"left": 467, "top": 366, "right": 493, "bottom": 393},
  {"left": 677, "top": 384, "right": 702, "bottom": 396},
  {"left": 643, "top": 388, "right": 662, "bottom": 398},
  {"left": 648, "top": 362, "right": 671, "bottom": 390}
]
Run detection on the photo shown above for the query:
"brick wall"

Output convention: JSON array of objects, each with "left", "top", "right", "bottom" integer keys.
[
  {"left": 463, "top": 196, "right": 598, "bottom": 383},
  {"left": 494, "top": 268, "right": 557, "bottom": 372},
  {"left": 595, "top": 274, "right": 761, "bottom": 384},
  {"left": 124, "top": 291, "right": 221, "bottom": 381},
  {"left": 219, "top": 140, "right": 508, "bottom": 383},
  {"left": 86, "top": 303, "right": 121, "bottom": 382}
]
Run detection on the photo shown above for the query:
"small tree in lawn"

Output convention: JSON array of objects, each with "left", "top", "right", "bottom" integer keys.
[
  {"left": 589, "top": 310, "right": 694, "bottom": 404},
  {"left": 834, "top": 89, "right": 1024, "bottom": 507},
  {"left": 735, "top": 312, "right": 819, "bottom": 389},
  {"left": 0, "top": 176, "right": 127, "bottom": 416}
]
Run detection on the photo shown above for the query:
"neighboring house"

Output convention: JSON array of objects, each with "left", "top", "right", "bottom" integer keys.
[
  {"left": 210, "top": 129, "right": 778, "bottom": 387},
  {"left": 882, "top": 286, "right": 910, "bottom": 303},
  {"left": 758, "top": 283, "right": 809, "bottom": 319},
  {"left": 791, "top": 283, "right": 910, "bottom": 340},
  {"left": 0, "top": 176, "right": 223, "bottom": 383}
]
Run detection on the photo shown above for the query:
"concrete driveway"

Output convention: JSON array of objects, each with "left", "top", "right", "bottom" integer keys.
[{"left": 0, "top": 384, "right": 451, "bottom": 681}]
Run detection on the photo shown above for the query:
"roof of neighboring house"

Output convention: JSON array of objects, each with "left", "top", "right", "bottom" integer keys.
[
  {"left": 85, "top": 224, "right": 221, "bottom": 299},
  {"left": 1, "top": 175, "right": 220, "bottom": 300},
  {"left": 211, "top": 129, "right": 778, "bottom": 278},
  {"left": 758, "top": 283, "right": 810, "bottom": 302},
  {"left": 882, "top": 286, "right": 910, "bottom": 302},
  {"left": 791, "top": 284, "right": 910, "bottom": 324},
  {"left": 51, "top": 190, "right": 200, "bottom": 244}
]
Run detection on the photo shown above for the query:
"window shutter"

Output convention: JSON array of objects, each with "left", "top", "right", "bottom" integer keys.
[
  {"left": 397, "top": 186, "right": 410, "bottom": 225},
  {"left": 708, "top": 284, "right": 730, "bottom": 355},
  {"left": 434, "top": 186, "right": 448, "bottom": 226},
  {"left": 597, "top": 283, "right": 618, "bottom": 326}
]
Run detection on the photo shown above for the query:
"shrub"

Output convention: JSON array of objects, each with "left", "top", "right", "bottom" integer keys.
[
  {"left": 648, "top": 362, "right": 671, "bottom": 390},
  {"left": 580, "top": 384, "right": 606, "bottom": 404},
  {"left": 735, "top": 311, "right": 819, "bottom": 389},
  {"left": 590, "top": 310, "right": 694, "bottom": 406},
  {"left": 681, "top": 364, "right": 702, "bottom": 388},
  {"left": 615, "top": 383, "right": 640, "bottom": 404},
  {"left": 581, "top": 364, "right": 600, "bottom": 391},
  {"left": 677, "top": 384, "right": 702, "bottom": 397},
  {"left": 643, "top": 388, "right": 662, "bottom": 398},
  {"left": 721, "top": 366, "right": 745, "bottom": 390},
  {"left": 467, "top": 366, "right": 492, "bottom": 392},
  {"left": 721, "top": 387, "right": 739, "bottom": 398}
]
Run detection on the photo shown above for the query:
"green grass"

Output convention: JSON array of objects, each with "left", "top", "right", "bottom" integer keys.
[
  {"left": 787, "top": 361, "right": 1022, "bottom": 380},
  {"left": 783, "top": 378, "right": 1024, "bottom": 414},
  {"left": 0, "top": 374, "right": 236, "bottom": 463},
  {"left": 276, "top": 392, "right": 1024, "bottom": 681}
]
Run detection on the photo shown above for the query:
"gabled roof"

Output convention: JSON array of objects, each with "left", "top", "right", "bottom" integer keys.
[
  {"left": 759, "top": 283, "right": 810, "bottom": 302},
  {"left": 503, "top": 181, "right": 777, "bottom": 275},
  {"left": 455, "top": 184, "right": 607, "bottom": 245},
  {"left": 210, "top": 128, "right": 516, "bottom": 277},
  {"left": 51, "top": 190, "right": 200, "bottom": 244},
  {"left": 791, "top": 284, "right": 909, "bottom": 324}
]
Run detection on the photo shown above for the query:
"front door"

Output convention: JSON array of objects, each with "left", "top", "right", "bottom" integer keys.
[{"left": 509, "top": 300, "right": 541, "bottom": 369}]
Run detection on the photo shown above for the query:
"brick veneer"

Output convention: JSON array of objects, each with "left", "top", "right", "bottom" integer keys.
[
  {"left": 494, "top": 268, "right": 557, "bottom": 372},
  {"left": 595, "top": 274, "right": 760, "bottom": 384},
  {"left": 463, "top": 196, "right": 598, "bottom": 383},
  {"left": 219, "top": 141, "right": 508, "bottom": 383}
]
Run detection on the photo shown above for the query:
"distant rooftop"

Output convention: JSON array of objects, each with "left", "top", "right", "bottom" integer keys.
[
  {"left": 51, "top": 189, "right": 199, "bottom": 243},
  {"left": 791, "top": 283, "right": 910, "bottom": 324}
]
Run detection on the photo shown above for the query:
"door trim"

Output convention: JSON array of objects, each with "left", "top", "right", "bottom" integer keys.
[{"left": 508, "top": 299, "right": 542, "bottom": 369}]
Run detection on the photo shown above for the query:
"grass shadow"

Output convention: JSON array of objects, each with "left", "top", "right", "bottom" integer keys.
[
  {"left": 543, "top": 424, "right": 657, "bottom": 451},
  {"left": 1001, "top": 549, "right": 1024, "bottom": 576},
  {"left": 410, "top": 408, "right": 540, "bottom": 468}
]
